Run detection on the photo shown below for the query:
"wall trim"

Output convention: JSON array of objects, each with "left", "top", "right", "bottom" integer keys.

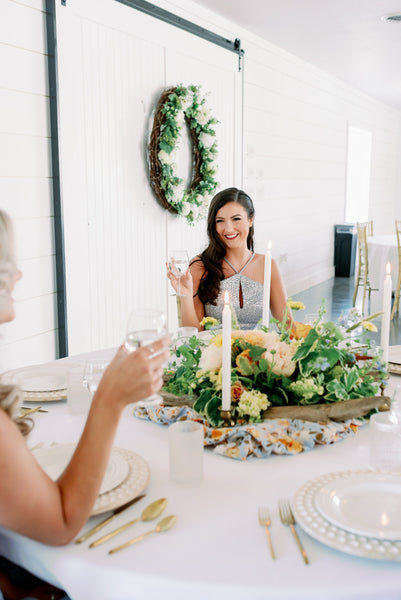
[
  {"left": 115, "top": 0, "right": 245, "bottom": 70},
  {"left": 45, "top": 0, "right": 68, "bottom": 357}
]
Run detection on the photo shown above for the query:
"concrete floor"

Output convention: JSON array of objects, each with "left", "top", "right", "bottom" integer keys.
[{"left": 293, "top": 276, "right": 401, "bottom": 346}]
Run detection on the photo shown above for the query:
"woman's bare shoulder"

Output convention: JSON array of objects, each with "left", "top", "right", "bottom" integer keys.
[{"left": 189, "top": 256, "right": 205, "bottom": 274}]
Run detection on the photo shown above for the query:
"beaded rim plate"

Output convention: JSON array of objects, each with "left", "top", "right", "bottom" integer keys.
[
  {"left": 33, "top": 445, "right": 149, "bottom": 516},
  {"left": 388, "top": 363, "right": 401, "bottom": 375},
  {"left": 292, "top": 470, "right": 401, "bottom": 561},
  {"left": 1, "top": 365, "right": 68, "bottom": 402}
]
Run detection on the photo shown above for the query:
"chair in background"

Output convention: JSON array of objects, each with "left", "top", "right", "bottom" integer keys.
[
  {"left": 352, "top": 222, "right": 376, "bottom": 314},
  {"left": 391, "top": 219, "right": 401, "bottom": 320},
  {"left": 358, "top": 220, "right": 374, "bottom": 236}
]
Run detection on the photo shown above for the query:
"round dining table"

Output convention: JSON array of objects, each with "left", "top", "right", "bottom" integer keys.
[{"left": 0, "top": 348, "right": 400, "bottom": 600}]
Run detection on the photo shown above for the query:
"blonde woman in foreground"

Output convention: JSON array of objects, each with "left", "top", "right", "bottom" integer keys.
[{"left": 0, "top": 209, "right": 170, "bottom": 546}]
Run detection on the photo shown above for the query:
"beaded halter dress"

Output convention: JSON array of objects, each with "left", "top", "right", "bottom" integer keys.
[{"left": 204, "top": 253, "right": 263, "bottom": 330}]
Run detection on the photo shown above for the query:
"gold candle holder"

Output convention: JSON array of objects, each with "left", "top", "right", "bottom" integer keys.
[{"left": 220, "top": 409, "right": 235, "bottom": 427}]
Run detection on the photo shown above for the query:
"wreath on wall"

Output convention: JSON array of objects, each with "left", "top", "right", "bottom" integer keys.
[{"left": 148, "top": 85, "right": 219, "bottom": 225}]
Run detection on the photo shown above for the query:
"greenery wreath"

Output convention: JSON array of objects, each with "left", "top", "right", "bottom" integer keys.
[{"left": 148, "top": 85, "right": 218, "bottom": 225}]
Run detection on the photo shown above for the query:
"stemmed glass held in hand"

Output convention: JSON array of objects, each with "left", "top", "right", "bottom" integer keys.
[
  {"left": 124, "top": 308, "right": 167, "bottom": 353},
  {"left": 168, "top": 251, "right": 189, "bottom": 297},
  {"left": 124, "top": 309, "right": 167, "bottom": 404}
]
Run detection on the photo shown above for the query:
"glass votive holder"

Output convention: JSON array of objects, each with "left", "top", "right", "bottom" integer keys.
[
  {"left": 168, "top": 421, "right": 204, "bottom": 484},
  {"left": 67, "top": 366, "right": 92, "bottom": 415},
  {"left": 369, "top": 412, "right": 401, "bottom": 473}
]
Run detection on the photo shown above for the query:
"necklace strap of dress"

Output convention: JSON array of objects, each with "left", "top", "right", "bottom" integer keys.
[{"left": 224, "top": 252, "right": 255, "bottom": 275}]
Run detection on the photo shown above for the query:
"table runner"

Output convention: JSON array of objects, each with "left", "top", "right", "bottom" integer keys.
[{"left": 133, "top": 404, "right": 365, "bottom": 460}]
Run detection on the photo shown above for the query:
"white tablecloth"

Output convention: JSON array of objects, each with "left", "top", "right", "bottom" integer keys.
[
  {"left": 0, "top": 350, "right": 400, "bottom": 600},
  {"left": 367, "top": 234, "right": 398, "bottom": 291}
]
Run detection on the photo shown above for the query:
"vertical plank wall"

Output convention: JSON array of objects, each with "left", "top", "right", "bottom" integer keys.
[
  {"left": 0, "top": 0, "right": 400, "bottom": 369},
  {"left": 56, "top": 0, "right": 241, "bottom": 354},
  {"left": 0, "top": 0, "right": 57, "bottom": 372}
]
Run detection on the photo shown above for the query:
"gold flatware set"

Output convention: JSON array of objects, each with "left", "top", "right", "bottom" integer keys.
[
  {"left": 259, "top": 500, "right": 309, "bottom": 564},
  {"left": 109, "top": 515, "right": 177, "bottom": 555},
  {"left": 19, "top": 406, "right": 48, "bottom": 416},
  {"left": 75, "top": 494, "right": 146, "bottom": 544},
  {"left": 76, "top": 496, "right": 176, "bottom": 555}
]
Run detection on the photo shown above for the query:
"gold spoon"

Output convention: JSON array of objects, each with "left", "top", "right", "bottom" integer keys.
[
  {"left": 89, "top": 498, "right": 167, "bottom": 548},
  {"left": 109, "top": 515, "right": 177, "bottom": 554}
]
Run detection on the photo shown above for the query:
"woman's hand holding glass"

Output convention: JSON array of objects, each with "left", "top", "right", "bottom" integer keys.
[
  {"left": 123, "top": 308, "right": 168, "bottom": 403},
  {"left": 167, "top": 251, "right": 190, "bottom": 297},
  {"left": 97, "top": 338, "right": 170, "bottom": 408},
  {"left": 166, "top": 257, "right": 193, "bottom": 298}
]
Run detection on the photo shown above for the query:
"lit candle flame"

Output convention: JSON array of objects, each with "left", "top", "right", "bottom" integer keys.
[
  {"left": 386, "top": 262, "right": 391, "bottom": 276},
  {"left": 224, "top": 290, "right": 230, "bottom": 305}
]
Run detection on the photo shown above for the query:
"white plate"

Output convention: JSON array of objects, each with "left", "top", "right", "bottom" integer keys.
[
  {"left": 388, "top": 346, "right": 401, "bottom": 366},
  {"left": 2, "top": 365, "right": 67, "bottom": 393},
  {"left": 315, "top": 472, "right": 401, "bottom": 540},
  {"left": 292, "top": 470, "right": 401, "bottom": 561},
  {"left": 33, "top": 443, "right": 133, "bottom": 497}
]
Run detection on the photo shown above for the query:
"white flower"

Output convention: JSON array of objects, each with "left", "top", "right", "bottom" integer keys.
[
  {"left": 199, "top": 132, "right": 215, "bottom": 149},
  {"left": 181, "top": 94, "right": 194, "bottom": 111},
  {"left": 172, "top": 184, "right": 185, "bottom": 204},
  {"left": 181, "top": 202, "right": 191, "bottom": 216},
  {"left": 262, "top": 340, "right": 297, "bottom": 377},
  {"left": 199, "top": 343, "right": 222, "bottom": 371},
  {"left": 197, "top": 109, "right": 210, "bottom": 125},
  {"left": 175, "top": 109, "right": 185, "bottom": 125},
  {"left": 158, "top": 149, "right": 176, "bottom": 165},
  {"left": 190, "top": 205, "right": 199, "bottom": 220}
]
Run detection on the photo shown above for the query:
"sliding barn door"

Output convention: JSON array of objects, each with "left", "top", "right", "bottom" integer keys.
[{"left": 55, "top": 0, "right": 242, "bottom": 354}]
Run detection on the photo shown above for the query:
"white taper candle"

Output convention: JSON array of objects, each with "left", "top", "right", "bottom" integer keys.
[
  {"left": 262, "top": 240, "right": 272, "bottom": 327},
  {"left": 222, "top": 290, "right": 232, "bottom": 411},
  {"left": 380, "top": 261, "right": 392, "bottom": 363}
]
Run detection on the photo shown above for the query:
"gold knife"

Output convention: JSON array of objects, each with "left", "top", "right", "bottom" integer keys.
[{"left": 75, "top": 494, "right": 146, "bottom": 544}]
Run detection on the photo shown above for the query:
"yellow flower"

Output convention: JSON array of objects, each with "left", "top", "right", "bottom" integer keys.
[
  {"left": 200, "top": 316, "right": 219, "bottom": 328},
  {"left": 212, "top": 333, "right": 223, "bottom": 347},
  {"left": 287, "top": 299, "right": 305, "bottom": 310},
  {"left": 207, "top": 369, "right": 222, "bottom": 390},
  {"left": 241, "top": 330, "right": 266, "bottom": 346},
  {"left": 361, "top": 320, "right": 378, "bottom": 332},
  {"left": 237, "top": 389, "right": 270, "bottom": 420}
]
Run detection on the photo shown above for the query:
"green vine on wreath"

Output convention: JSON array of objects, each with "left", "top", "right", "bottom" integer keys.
[{"left": 148, "top": 85, "right": 219, "bottom": 225}]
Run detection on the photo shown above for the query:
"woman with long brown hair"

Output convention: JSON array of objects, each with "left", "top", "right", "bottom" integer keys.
[{"left": 167, "top": 187, "right": 289, "bottom": 329}]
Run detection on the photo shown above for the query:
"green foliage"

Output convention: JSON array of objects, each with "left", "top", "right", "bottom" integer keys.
[
  {"left": 155, "top": 85, "right": 219, "bottom": 225},
  {"left": 163, "top": 307, "right": 387, "bottom": 426}
]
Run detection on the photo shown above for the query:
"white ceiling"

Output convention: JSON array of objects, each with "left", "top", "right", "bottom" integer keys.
[{"left": 195, "top": 0, "right": 401, "bottom": 112}]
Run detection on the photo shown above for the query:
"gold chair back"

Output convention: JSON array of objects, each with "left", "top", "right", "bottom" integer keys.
[
  {"left": 358, "top": 220, "right": 374, "bottom": 236},
  {"left": 352, "top": 222, "right": 374, "bottom": 314},
  {"left": 391, "top": 219, "right": 401, "bottom": 319}
]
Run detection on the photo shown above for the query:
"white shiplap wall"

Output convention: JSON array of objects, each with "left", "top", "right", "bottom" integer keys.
[
  {"left": 1, "top": 0, "right": 401, "bottom": 370},
  {"left": 0, "top": 0, "right": 57, "bottom": 372}
]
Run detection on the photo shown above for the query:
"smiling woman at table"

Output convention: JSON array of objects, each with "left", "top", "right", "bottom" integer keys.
[
  {"left": 0, "top": 209, "right": 170, "bottom": 545},
  {"left": 167, "top": 187, "right": 290, "bottom": 330}
]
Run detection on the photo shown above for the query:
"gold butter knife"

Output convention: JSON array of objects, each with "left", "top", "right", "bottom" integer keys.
[
  {"left": 75, "top": 494, "right": 146, "bottom": 544},
  {"left": 19, "top": 406, "right": 42, "bottom": 417}
]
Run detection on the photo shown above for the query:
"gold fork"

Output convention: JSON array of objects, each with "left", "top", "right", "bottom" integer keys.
[
  {"left": 258, "top": 506, "right": 275, "bottom": 559},
  {"left": 278, "top": 499, "right": 309, "bottom": 565}
]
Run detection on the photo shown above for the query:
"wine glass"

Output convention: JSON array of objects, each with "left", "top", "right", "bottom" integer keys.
[
  {"left": 124, "top": 309, "right": 167, "bottom": 353},
  {"left": 124, "top": 308, "right": 167, "bottom": 404},
  {"left": 82, "top": 359, "right": 110, "bottom": 396},
  {"left": 168, "top": 250, "right": 189, "bottom": 297}
]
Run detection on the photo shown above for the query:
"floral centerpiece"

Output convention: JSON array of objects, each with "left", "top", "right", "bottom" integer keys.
[{"left": 163, "top": 302, "right": 387, "bottom": 428}]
